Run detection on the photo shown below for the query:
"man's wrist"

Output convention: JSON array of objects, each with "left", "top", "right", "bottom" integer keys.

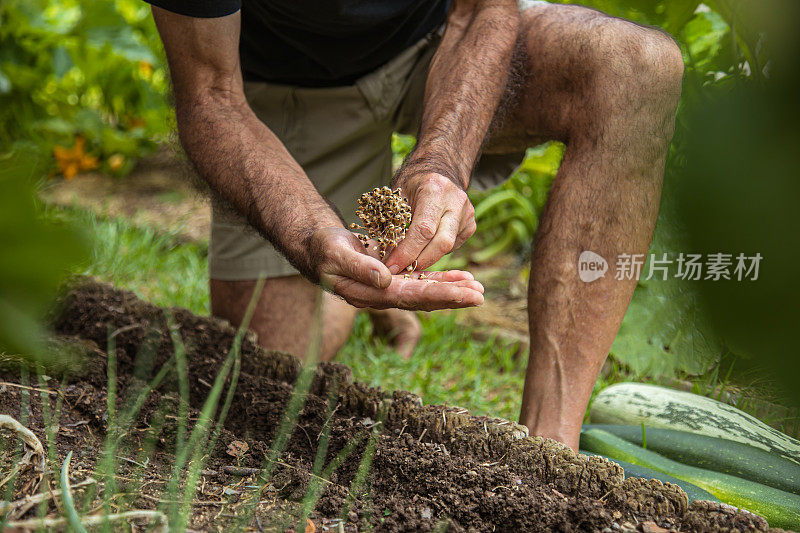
[{"left": 395, "top": 151, "right": 468, "bottom": 191}]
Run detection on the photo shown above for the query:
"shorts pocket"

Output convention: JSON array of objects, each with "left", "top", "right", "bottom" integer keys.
[{"left": 355, "top": 32, "right": 438, "bottom": 122}]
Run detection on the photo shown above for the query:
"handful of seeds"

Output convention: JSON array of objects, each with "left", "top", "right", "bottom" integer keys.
[{"left": 350, "top": 186, "right": 412, "bottom": 259}]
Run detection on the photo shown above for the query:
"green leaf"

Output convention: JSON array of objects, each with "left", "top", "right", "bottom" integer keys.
[
  {"left": 663, "top": 0, "right": 702, "bottom": 35},
  {"left": 683, "top": 10, "right": 729, "bottom": 69},
  {"left": 612, "top": 273, "right": 724, "bottom": 377},
  {"left": 0, "top": 150, "right": 87, "bottom": 360},
  {"left": 51, "top": 46, "right": 73, "bottom": 78},
  {"left": 0, "top": 67, "right": 11, "bottom": 94}
]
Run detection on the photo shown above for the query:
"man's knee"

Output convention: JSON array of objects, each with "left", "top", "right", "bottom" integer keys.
[{"left": 588, "top": 20, "right": 684, "bottom": 110}]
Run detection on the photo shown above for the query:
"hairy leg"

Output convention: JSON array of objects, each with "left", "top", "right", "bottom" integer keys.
[
  {"left": 369, "top": 309, "right": 423, "bottom": 359},
  {"left": 488, "top": 4, "right": 684, "bottom": 449},
  {"left": 210, "top": 276, "right": 357, "bottom": 362}
]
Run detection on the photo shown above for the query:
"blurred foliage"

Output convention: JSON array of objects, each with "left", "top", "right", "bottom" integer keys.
[
  {"left": 596, "top": 0, "right": 774, "bottom": 379},
  {"left": 0, "top": 0, "right": 171, "bottom": 177},
  {"left": 676, "top": 0, "right": 800, "bottom": 407},
  {"left": 464, "top": 142, "right": 563, "bottom": 265},
  {"left": 0, "top": 151, "right": 87, "bottom": 362}
]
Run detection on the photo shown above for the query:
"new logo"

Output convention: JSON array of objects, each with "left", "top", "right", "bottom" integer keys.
[{"left": 578, "top": 251, "right": 608, "bottom": 282}]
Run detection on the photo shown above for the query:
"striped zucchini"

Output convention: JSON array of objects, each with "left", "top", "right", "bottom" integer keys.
[
  {"left": 585, "top": 424, "right": 800, "bottom": 494},
  {"left": 580, "top": 449, "right": 720, "bottom": 503},
  {"left": 590, "top": 383, "right": 800, "bottom": 465},
  {"left": 580, "top": 428, "right": 800, "bottom": 530}
]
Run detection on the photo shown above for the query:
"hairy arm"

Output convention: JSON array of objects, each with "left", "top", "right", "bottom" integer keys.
[
  {"left": 152, "top": 7, "right": 340, "bottom": 282},
  {"left": 152, "top": 7, "right": 485, "bottom": 310},
  {"left": 386, "top": 0, "right": 520, "bottom": 272}
]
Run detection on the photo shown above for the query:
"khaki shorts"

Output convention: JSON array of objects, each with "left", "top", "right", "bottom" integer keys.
[{"left": 209, "top": 20, "right": 533, "bottom": 280}]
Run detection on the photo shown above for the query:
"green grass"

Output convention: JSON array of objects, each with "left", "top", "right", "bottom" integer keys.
[
  {"left": 54, "top": 206, "right": 799, "bottom": 434},
  {"left": 58, "top": 206, "right": 529, "bottom": 421},
  {"left": 70, "top": 209, "right": 209, "bottom": 314},
  {"left": 341, "top": 314, "right": 524, "bottom": 419}
]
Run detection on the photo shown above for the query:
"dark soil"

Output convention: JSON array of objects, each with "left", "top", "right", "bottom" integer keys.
[{"left": 0, "top": 280, "right": 782, "bottom": 532}]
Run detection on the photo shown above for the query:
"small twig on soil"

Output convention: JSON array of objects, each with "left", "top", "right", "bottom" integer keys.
[
  {"left": 0, "top": 415, "right": 44, "bottom": 456},
  {"left": 262, "top": 458, "right": 366, "bottom": 505},
  {"left": 198, "top": 378, "right": 213, "bottom": 388},
  {"left": 109, "top": 323, "right": 145, "bottom": 338},
  {"left": 116, "top": 456, "right": 149, "bottom": 469},
  {"left": 2, "top": 477, "right": 97, "bottom": 520},
  {"left": 165, "top": 414, "right": 198, "bottom": 421},
  {"left": 0, "top": 414, "right": 45, "bottom": 493},
  {"left": 317, "top": 404, "right": 340, "bottom": 440},
  {"left": 223, "top": 466, "right": 260, "bottom": 476},
  {"left": 0, "top": 381, "right": 59, "bottom": 396},
  {"left": 138, "top": 493, "right": 224, "bottom": 507},
  {"left": 417, "top": 428, "right": 428, "bottom": 443},
  {"left": 296, "top": 423, "right": 315, "bottom": 449},
  {"left": 5, "top": 510, "right": 168, "bottom": 531}
]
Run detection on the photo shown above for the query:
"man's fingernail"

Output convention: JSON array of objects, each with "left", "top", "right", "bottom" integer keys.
[{"left": 388, "top": 264, "right": 400, "bottom": 275}]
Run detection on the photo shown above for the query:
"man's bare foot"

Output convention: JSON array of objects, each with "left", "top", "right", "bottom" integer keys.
[{"left": 369, "top": 308, "right": 422, "bottom": 359}]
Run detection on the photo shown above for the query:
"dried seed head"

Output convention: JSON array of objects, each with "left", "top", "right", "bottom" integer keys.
[{"left": 350, "top": 186, "right": 412, "bottom": 261}]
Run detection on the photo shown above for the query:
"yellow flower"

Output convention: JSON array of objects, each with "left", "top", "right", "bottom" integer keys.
[
  {"left": 108, "top": 153, "right": 125, "bottom": 172},
  {"left": 138, "top": 60, "right": 154, "bottom": 79},
  {"left": 53, "top": 136, "right": 99, "bottom": 180}
]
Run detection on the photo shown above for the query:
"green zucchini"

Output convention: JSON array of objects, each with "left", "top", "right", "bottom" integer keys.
[
  {"left": 585, "top": 424, "right": 800, "bottom": 495},
  {"left": 580, "top": 428, "right": 800, "bottom": 529},
  {"left": 580, "top": 449, "right": 719, "bottom": 503},
  {"left": 590, "top": 383, "right": 800, "bottom": 466}
]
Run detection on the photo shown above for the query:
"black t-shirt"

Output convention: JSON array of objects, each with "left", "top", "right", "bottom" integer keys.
[{"left": 147, "top": 0, "right": 448, "bottom": 87}]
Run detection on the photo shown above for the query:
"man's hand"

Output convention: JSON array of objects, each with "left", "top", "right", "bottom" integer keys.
[
  {"left": 311, "top": 227, "right": 483, "bottom": 310},
  {"left": 380, "top": 0, "right": 518, "bottom": 274},
  {"left": 384, "top": 173, "right": 476, "bottom": 274}
]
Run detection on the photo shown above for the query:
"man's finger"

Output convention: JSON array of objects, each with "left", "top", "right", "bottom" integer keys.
[
  {"left": 408, "top": 270, "right": 475, "bottom": 282},
  {"left": 384, "top": 195, "right": 442, "bottom": 274},
  {"left": 454, "top": 210, "right": 477, "bottom": 250},
  {"left": 395, "top": 276, "right": 483, "bottom": 294},
  {"left": 336, "top": 276, "right": 484, "bottom": 311},
  {"left": 415, "top": 210, "right": 460, "bottom": 271},
  {"left": 331, "top": 245, "right": 392, "bottom": 289}
]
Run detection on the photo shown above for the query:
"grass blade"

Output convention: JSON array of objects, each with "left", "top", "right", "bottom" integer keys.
[
  {"left": 236, "top": 287, "right": 325, "bottom": 529},
  {"left": 60, "top": 451, "right": 88, "bottom": 533},
  {"left": 168, "top": 278, "right": 265, "bottom": 530}
]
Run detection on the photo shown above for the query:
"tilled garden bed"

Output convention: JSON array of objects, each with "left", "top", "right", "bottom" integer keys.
[{"left": 0, "top": 281, "right": 780, "bottom": 531}]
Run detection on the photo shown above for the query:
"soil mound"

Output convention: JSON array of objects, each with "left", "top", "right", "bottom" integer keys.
[{"left": 0, "top": 280, "right": 780, "bottom": 532}]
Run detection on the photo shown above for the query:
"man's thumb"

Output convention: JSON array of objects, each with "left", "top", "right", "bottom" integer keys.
[{"left": 341, "top": 248, "right": 392, "bottom": 289}]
